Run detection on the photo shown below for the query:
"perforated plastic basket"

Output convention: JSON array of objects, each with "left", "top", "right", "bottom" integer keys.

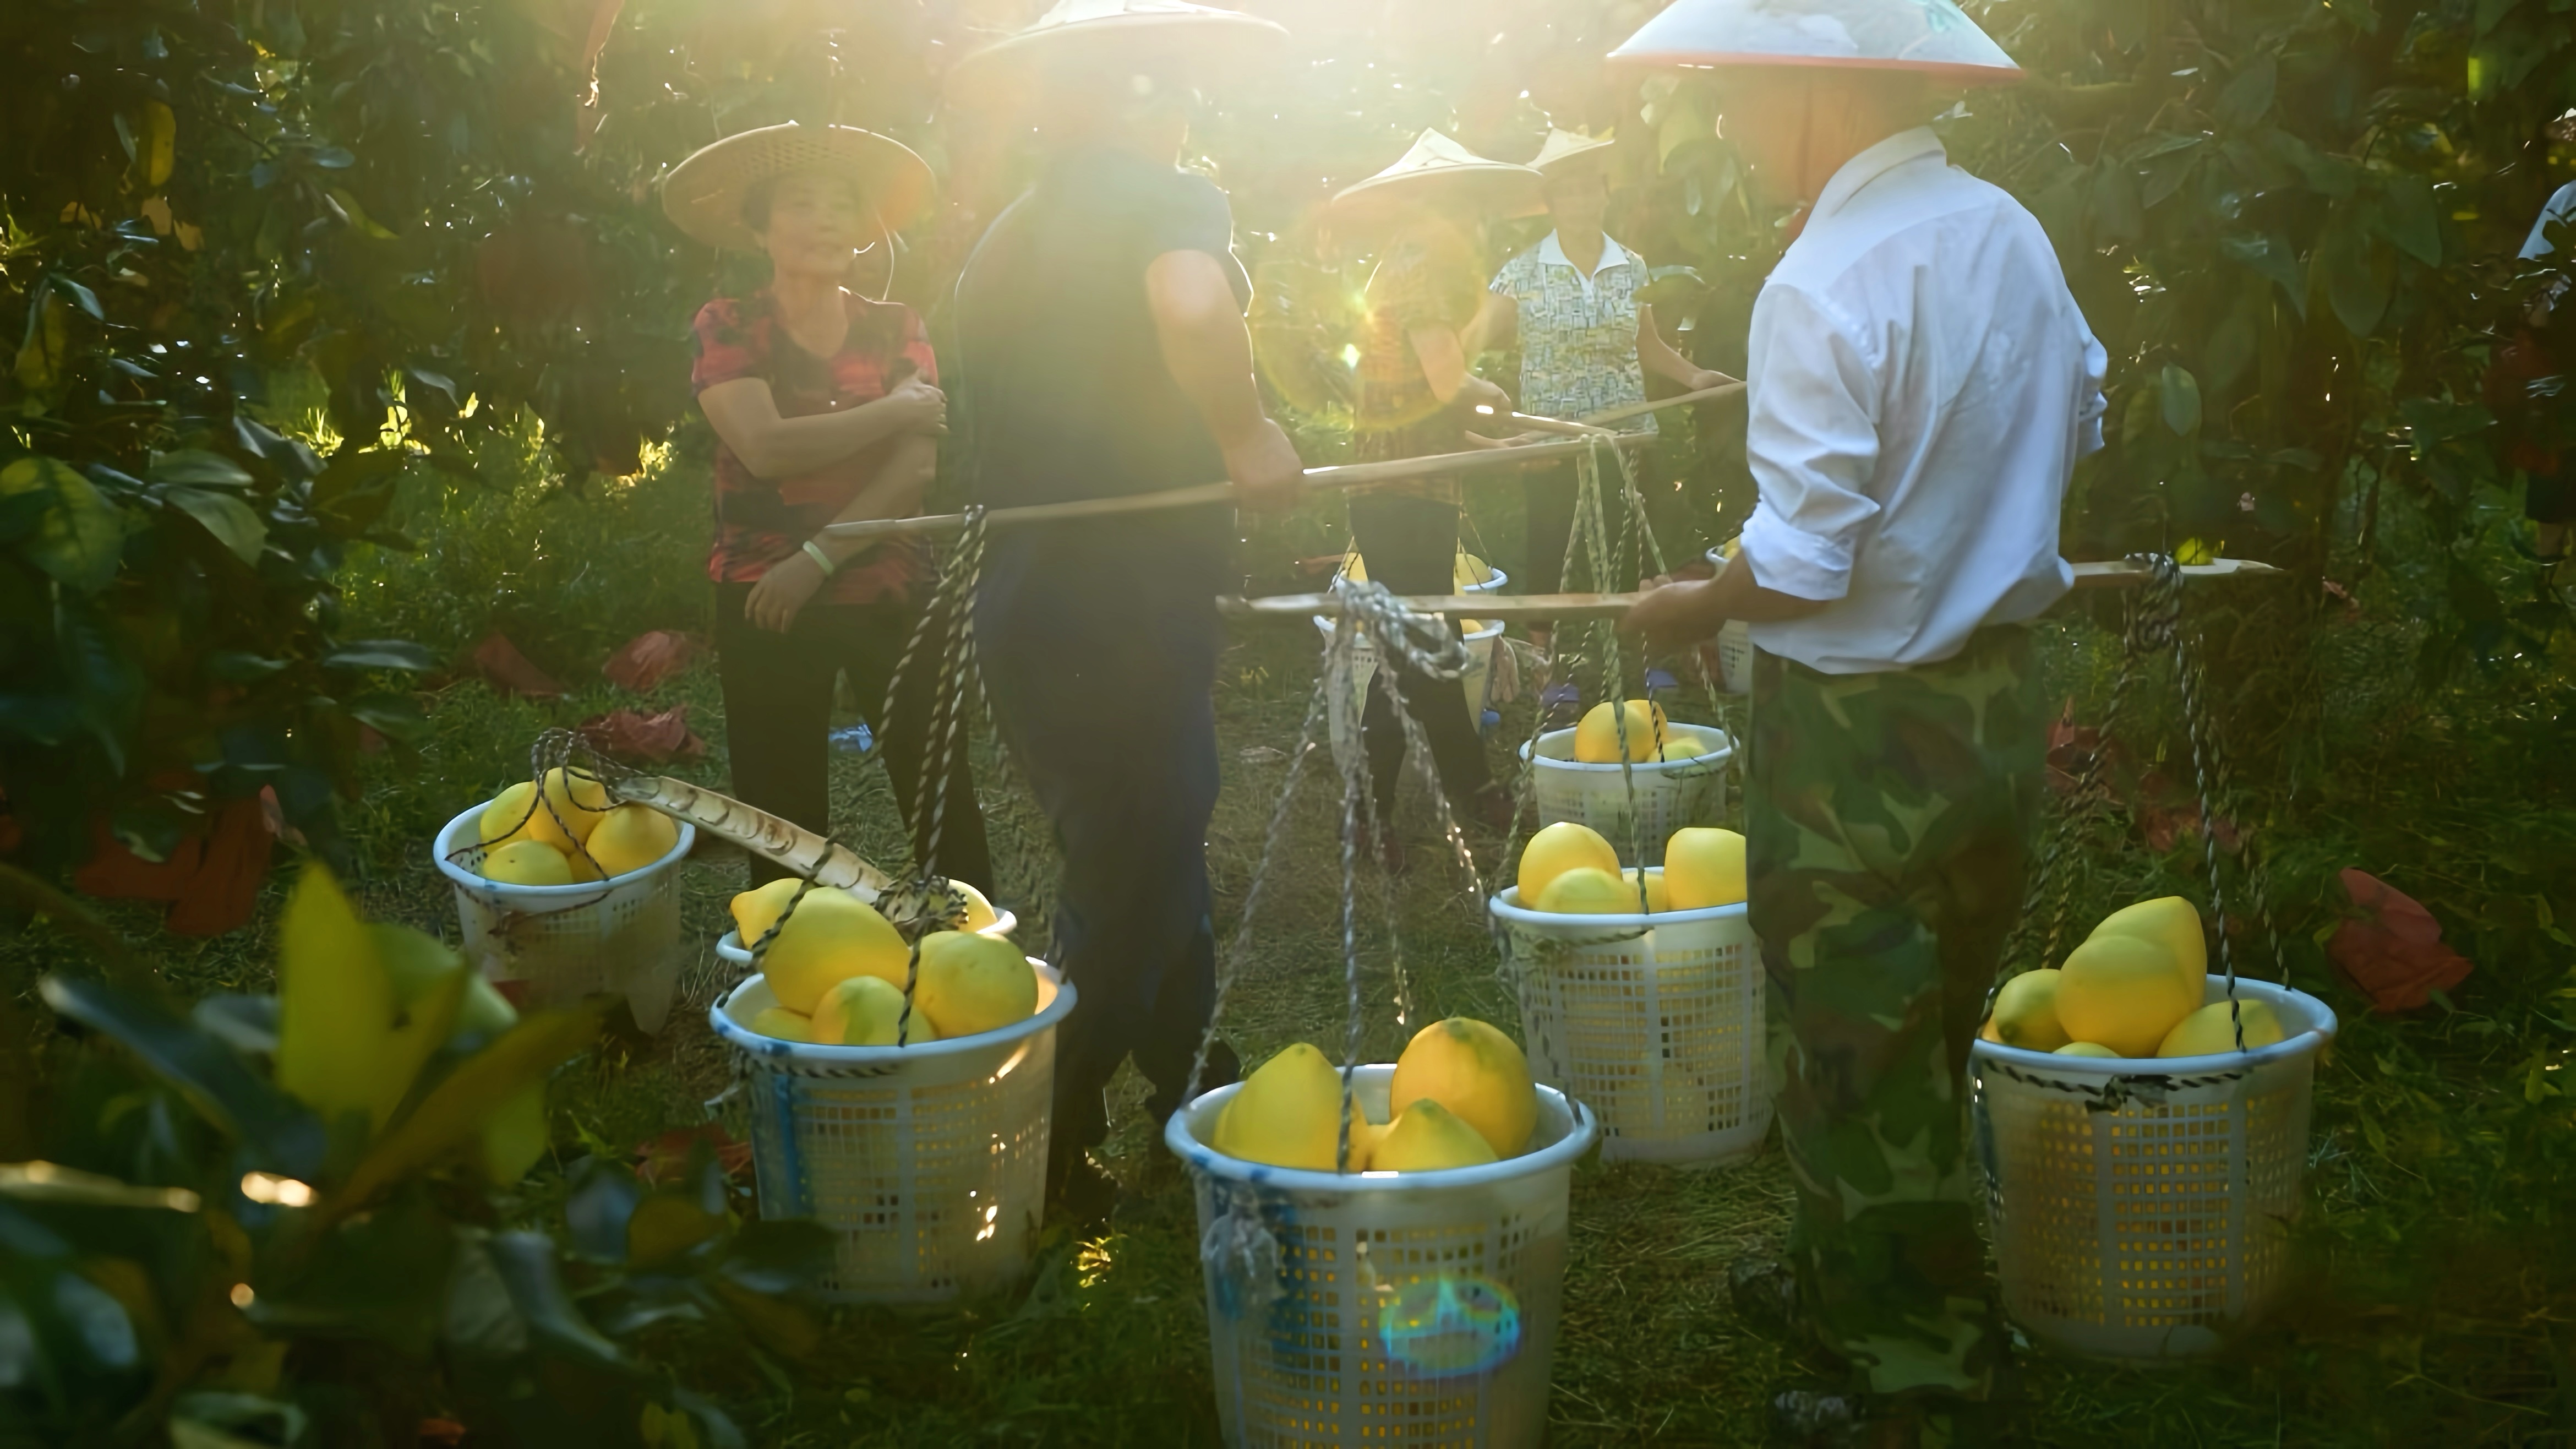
[
  {"left": 1518, "top": 726, "right": 1733, "bottom": 865},
  {"left": 433, "top": 805, "right": 696, "bottom": 1034},
  {"left": 711, "top": 963, "right": 1074, "bottom": 1303},
  {"left": 1972, "top": 978, "right": 2337, "bottom": 1360},
  {"left": 1314, "top": 615, "right": 1506, "bottom": 747},
  {"left": 1167, "top": 1066, "right": 1597, "bottom": 1448},
  {"left": 1491, "top": 879, "right": 1767, "bottom": 1166}
]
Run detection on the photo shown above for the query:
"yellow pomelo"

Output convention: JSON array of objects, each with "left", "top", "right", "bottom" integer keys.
[
  {"left": 1345, "top": 1118, "right": 1391, "bottom": 1172},
  {"left": 1390, "top": 1017, "right": 1537, "bottom": 1157},
  {"left": 2053, "top": 1042, "right": 2121, "bottom": 1059},
  {"left": 757, "top": 889, "right": 910, "bottom": 1014},
  {"left": 482, "top": 839, "right": 575, "bottom": 887},
  {"left": 729, "top": 878, "right": 803, "bottom": 945},
  {"left": 539, "top": 766, "right": 613, "bottom": 842},
  {"left": 1979, "top": 1021, "right": 2002, "bottom": 1044},
  {"left": 1663, "top": 827, "right": 1748, "bottom": 909},
  {"left": 1456, "top": 552, "right": 1491, "bottom": 588},
  {"left": 585, "top": 803, "right": 678, "bottom": 878},
  {"left": 482, "top": 780, "right": 577, "bottom": 853},
  {"left": 1535, "top": 866, "right": 1635, "bottom": 914},
  {"left": 1370, "top": 1099, "right": 1499, "bottom": 1173},
  {"left": 2155, "top": 999, "right": 2284, "bottom": 1058},
  {"left": 748, "top": 1006, "right": 812, "bottom": 1042},
  {"left": 809, "top": 976, "right": 940, "bottom": 1046},
  {"left": 1657, "top": 733, "right": 1707, "bottom": 762},
  {"left": 1574, "top": 699, "right": 1668, "bottom": 764},
  {"left": 954, "top": 880, "right": 1000, "bottom": 933},
  {"left": 2088, "top": 896, "right": 2208, "bottom": 1003},
  {"left": 1623, "top": 867, "right": 1670, "bottom": 914},
  {"left": 1516, "top": 821, "right": 1618, "bottom": 901},
  {"left": 2054, "top": 934, "right": 2198, "bottom": 1058},
  {"left": 1213, "top": 1043, "right": 1344, "bottom": 1170},
  {"left": 913, "top": 930, "right": 1038, "bottom": 1039},
  {"left": 1990, "top": 968, "right": 2071, "bottom": 1052},
  {"left": 1344, "top": 551, "right": 1368, "bottom": 584}
]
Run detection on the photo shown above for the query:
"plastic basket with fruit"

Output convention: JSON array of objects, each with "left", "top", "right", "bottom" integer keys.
[
  {"left": 1517, "top": 701, "right": 1733, "bottom": 865},
  {"left": 1491, "top": 821, "right": 1767, "bottom": 1165},
  {"left": 1166, "top": 1021, "right": 1597, "bottom": 1449},
  {"left": 1971, "top": 896, "right": 2337, "bottom": 1360}
]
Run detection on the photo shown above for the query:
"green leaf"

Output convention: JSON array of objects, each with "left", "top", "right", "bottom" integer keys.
[
  {"left": 485, "top": 1231, "right": 626, "bottom": 1369},
  {"left": 148, "top": 450, "right": 254, "bottom": 489},
  {"left": 565, "top": 1157, "right": 645, "bottom": 1263},
  {"left": 2220, "top": 234, "right": 2305, "bottom": 317},
  {"left": 2215, "top": 53, "right": 2277, "bottom": 127},
  {"left": 2313, "top": 214, "right": 2393, "bottom": 339},
  {"left": 206, "top": 651, "right": 292, "bottom": 683},
  {"left": 0, "top": 457, "right": 126, "bottom": 592},
  {"left": 2376, "top": 175, "right": 2442, "bottom": 266},
  {"left": 163, "top": 486, "right": 267, "bottom": 565},
  {"left": 2089, "top": 161, "right": 2143, "bottom": 245},
  {"left": 323, "top": 640, "right": 435, "bottom": 673},
  {"left": 37, "top": 976, "right": 324, "bottom": 1172},
  {"left": 2159, "top": 365, "right": 2203, "bottom": 435},
  {"left": 275, "top": 863, "right": 406, "bottom": 1134},
  {"left": 347, "top": 693, "right": 428, "bottom": 742},
  {"left": 337, "top": 1001, "right": 606, "bottom": 1208},
  {"left": 310, "top": 449, "right": 407, "bottom": 536},
  {"left": 48, "top": 276, "right": 105, "bottom": 322},
  {"left": 626, "top": 1194, "right": 724, "bottom": 1270},
  {"left": 1657, "top": 95, "right": 1708, "bottom": 166}
]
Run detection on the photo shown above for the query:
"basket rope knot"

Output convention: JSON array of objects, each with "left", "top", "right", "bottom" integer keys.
[{"left": 1328, "top": 577, "right": 1471, "bottom": 682}]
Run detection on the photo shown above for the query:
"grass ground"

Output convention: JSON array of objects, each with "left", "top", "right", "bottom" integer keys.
[{"left": 7, "top": 464, "right": 2573, "bottom": 1445}]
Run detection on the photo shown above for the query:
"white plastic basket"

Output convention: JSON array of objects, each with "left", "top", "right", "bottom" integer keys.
[
  {"left": 710, "top": 963, "right": 1076, "bottom": 1303},
  {"left": 714, "top": 901, "right": 1017, "bottom": 970},
  {"left": 1490, "top": 879, "right": 1767, "bottom": 1167},
  {"left": 1972, "top": 977, "right": 2338, "bottom": 1360},
  {"left": 1166, "top": 1065, "right": 1597, "bottom": 1448},
  {"left": 1314, "top": 615, "right": 1507, "bottom": 747},
  {"left": 1518, "top": 726, "right": 1733, "bottom": 865},
  {"left": 433, "top": 805, "right": 696, "bottom": 1034}
]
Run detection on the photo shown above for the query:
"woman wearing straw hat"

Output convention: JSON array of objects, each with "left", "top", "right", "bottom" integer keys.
[
  {"left": 662, "top": 122, "right": 992, "bottom": 892},
  {"left": 1479, "top": 129, "right": 1735, "bottom": 657},
  {"left": 1329, "top": 130, "right": 1539, "bottom": 858},
  {"left": 947, "top": 1, "right": 1303, "bottom": 1222},
  {"left": 1612, "top": 0, "right": 2105, "bottom": 1440}
]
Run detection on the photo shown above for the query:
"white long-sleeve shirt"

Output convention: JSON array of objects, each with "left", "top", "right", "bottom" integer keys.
[{"left": 1738, "top": 127, "right": 2108, "bottom": 674}]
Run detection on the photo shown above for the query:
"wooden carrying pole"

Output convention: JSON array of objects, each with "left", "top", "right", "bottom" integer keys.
[
  {"left": 821, "top": 381, "right": 1747, "bottom": 547},
  {"left": 1217, "top": 559, "right": 2289, "bottom": 624}
]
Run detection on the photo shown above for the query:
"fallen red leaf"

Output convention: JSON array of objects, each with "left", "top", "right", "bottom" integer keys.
[
  {"left": 2328, "top": 868, "right": 2474, "bottom": 1013},
  {"left": 601, "top": 630, "right": 703, "bottom": 692},
  {"left": 635, "top": 1123, "right": 752, "bottom": 1186},
  {"left": 470, "top": 633, "right": 563, "bottom": 699},
  {"left": 577, "top": 706, "right": 707, "bottom": 763},
  {"left": 166, "top": 797, "right": 274, "bottom": 938},
  {"left": 419, "top": 1419, "right": 468, "bottom": 1446},
  {"left": 74, "top": 815, "right": 203, "bottom": 902}
]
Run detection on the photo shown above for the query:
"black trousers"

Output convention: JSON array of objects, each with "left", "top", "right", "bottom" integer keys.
[
  {"left": 1347, "top": 494, "right": 1493, "bottom": 815},
  {"left": 1523, "top": 457, "right": 1580, "bottom": 597},
  {"left": 711, "top": 583, "right": 992, "bottom": 892},
  {"left": 976, "top": 560, "right": 1235, "bottom": 1176}
]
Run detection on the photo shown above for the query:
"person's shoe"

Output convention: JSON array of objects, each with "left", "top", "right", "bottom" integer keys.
[{"left": 1729, "top": 1255, "right": 1800, "bottom": 1332}]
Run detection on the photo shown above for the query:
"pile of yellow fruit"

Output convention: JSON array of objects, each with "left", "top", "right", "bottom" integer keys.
[
  {"left": 1570, "top": 699, "right": 1713, "bottom": 764},
  {"left": 1982, "top": 896, "right": 2286, "bottom": 1059},
  {"left": 1211, "top": 1018, "right": 1539, "bottom": 1173},
  {"left": 473, "top": 767, "right": 679, "bottom": 886},
  {"left": 1515, "top": 820, "right": 1746, "bottom": 915},
  {"left": 728, "top": 879, "right": 1039, "bottom": 1047}
]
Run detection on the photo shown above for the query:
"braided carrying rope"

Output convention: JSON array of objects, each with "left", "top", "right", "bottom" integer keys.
[{"left": 1988, "top": 551, "right": 2284, "bottom": 1060}]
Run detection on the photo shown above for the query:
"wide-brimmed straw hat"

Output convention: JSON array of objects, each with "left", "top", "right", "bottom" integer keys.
[
  {"left": 945, "top": 0, "right": 1289, "bottom": 110},
  {"left": 1330, "top": 130, "right": 1544, "bottom": 226},
  {"left": 1608, "top": 0, "right": 2022, "bottom": 85},
  {"left": 1529, "top": 128, "right": 1617, "bottom": 175},
  {"left": 661, "top": 122, "right": 936, "bottom": 252}
]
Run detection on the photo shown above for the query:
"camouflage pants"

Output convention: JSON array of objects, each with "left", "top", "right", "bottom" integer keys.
[{"left": 1745, "top": 626, "right": 2044, "bottom": 1399}]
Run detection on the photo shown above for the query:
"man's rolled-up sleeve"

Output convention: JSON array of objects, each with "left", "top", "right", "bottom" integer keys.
[
  {"left": 2076, "top": 325, "right": 2109, "bottom": 459},
  {"left": 1737, "top": 285, "right": 1881, "bottom": 602}
]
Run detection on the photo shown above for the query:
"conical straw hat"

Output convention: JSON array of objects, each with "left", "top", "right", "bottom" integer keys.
[
  {"left": 1529, "top": 128, "right": 1617, "bottom": 175},
  {"left": 1330, "top": 130, "right": 1545, "bottom": 225},
  {"left": 945, "top": 0, "right": 1289, "bottom": 109},
  {"left": 661, "top": 123, "right": 935, "bottom": 252},
  {"left": 1608, "top": 0, "right": 2023, "bottom": 85}
]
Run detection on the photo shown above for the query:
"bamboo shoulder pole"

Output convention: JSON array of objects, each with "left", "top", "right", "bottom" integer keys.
[
  {"left": 1216, "top": 559, "right": 2288, "bottom": 624},
  {"left": 820, "top": 382, "right": 1747, "bottom": 548}
]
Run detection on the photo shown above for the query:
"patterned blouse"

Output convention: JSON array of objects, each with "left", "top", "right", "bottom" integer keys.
[
  {"left": 1489, "top": 230, "right": 1657, "bottom": 436},
  {"left": 690, "top": 290, "right": 934, "bottom": 606},
  {"left": 1352, "top": 231, "right": 1489, "bottom": 504}
]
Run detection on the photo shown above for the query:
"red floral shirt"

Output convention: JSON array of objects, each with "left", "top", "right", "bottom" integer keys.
[{"left": 690, "top": 290, "right": 934, "bottom": 606}]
